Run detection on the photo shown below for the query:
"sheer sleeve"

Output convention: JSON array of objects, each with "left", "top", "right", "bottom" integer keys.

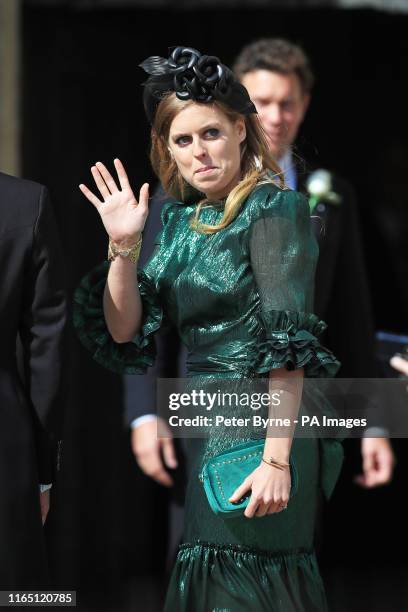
[{"left": 248, "top": 186, "right": 340, "bottom": 378}]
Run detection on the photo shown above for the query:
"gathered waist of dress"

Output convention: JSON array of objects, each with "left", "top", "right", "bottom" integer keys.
[
  {"left": 182, "top": 315, "right": 262, "bottom": 377},
  {"left": 185, "top": 342, "right": 258, "bottom": 378},
  {"left": 182, "top": 312, "right": 260, "bottom": 349}
]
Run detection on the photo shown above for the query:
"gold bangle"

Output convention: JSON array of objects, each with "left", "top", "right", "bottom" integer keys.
[
  {"left": 261, "top": 457, "right": 290, "bottom": 471},
  {"left": 108, "top": 236, "right": 142, "bottom": 265}
]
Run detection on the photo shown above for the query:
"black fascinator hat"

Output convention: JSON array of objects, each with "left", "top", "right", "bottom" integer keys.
[{"left": 139, "top": 46, "right": 257, "bottom": 123}]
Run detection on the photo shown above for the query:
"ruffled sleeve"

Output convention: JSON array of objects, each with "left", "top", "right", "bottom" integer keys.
[
  {"left": 248, "top": 185, "right": 340, "bottom": 378},
  {"left": 73, "top": 261, "right": 163, "bottom": 375},
  {"left": 250, "top": 310, "right": 339, "bottom": 378}
]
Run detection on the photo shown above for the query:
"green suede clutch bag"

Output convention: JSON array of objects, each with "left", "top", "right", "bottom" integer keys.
[{"left": 199, "top": 439, "right": 298, "bottom": 518}]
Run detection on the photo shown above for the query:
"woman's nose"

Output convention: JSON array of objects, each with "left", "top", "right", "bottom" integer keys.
[{"left": 192, "top": 139, "right": 207, "bottom": 158}]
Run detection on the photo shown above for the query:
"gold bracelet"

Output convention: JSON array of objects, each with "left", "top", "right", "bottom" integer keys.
[
  {"left": 108, "top": 236, "right": 142, "bottom": 265},
  {"left": 261, "top": 457, "right": 290, "bottom": 471}
]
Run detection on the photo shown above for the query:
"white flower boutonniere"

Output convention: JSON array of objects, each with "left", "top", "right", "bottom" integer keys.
[{"left": 306, "top": 169, "right": 341, "bottom": 213}]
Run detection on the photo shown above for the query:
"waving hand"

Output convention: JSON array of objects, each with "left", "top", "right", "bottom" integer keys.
[{"left": 79, "top": 158, "right": 149, "bottom": 245}]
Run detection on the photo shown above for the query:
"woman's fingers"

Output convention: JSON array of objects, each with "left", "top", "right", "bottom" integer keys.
[
  {"left": 248, "top": 498, "right": 289, "bottom": 518},
  {"left": 229, "top": 477, "right": 251, "bottom": 504},
  {"left": 138, "top": 183, "right": 150, "bottom": 211},
  {"left": 267, "top": 498, "right": 288, "bottom": 514},
  {"left": 114, "top": 158, "right": 131, "bottom": 191},
  {"left": 268, "top": 501, "right": 283, "bottom": 514},
  {"left": 79, "top": 183, "right": 103, "bottom": 209},
  {"left": 95, "top": 161, "right": 119, "bottom": 193},
  {"left": 255, "top": 504, "right": 268, "bottom": 518},
  {"left": 91, "top": 165, "right": 111, "bottom": 199},
  {"left": 251, "top": 497, "right": 287, "bottom": 518},
  {"left": 244, "top": 495, "right": 260, "bottom": 518}
]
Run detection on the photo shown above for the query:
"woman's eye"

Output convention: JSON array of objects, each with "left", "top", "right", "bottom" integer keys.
[
  {"left": 175, "top": 136, "right": 191, "bottom": 146},
  {"left": 205, "top": 128, "right": 220, "bottom": 138}
]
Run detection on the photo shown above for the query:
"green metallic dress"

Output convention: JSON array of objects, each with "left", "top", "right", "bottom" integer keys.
[{"left": 74, "top": 183, "right": 343, "bottom": 612}]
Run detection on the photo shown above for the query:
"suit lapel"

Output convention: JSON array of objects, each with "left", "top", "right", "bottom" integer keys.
[{"left": 296, "top": 162, "right": 344, "bottom": 319}]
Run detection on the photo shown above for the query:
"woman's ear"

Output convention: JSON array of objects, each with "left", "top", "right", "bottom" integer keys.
[{"left": 236, "top": 118, "right": 246, "bottom": 144}]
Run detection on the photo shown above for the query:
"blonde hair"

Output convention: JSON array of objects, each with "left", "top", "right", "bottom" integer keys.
[{"left": 150, "top": 93, "right": 283, "bottom": 234}]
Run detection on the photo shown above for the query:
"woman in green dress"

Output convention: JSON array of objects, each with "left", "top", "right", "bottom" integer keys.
[{"left": 74, "top": 46, "right": 343, "bottom": 611}]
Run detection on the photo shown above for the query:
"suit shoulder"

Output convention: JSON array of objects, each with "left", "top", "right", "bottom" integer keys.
[
  {"left": 331, "top": 173, "right": 357, "bottom": 205},
  {"left": 0, "top": 171, "right": 45, "bottom": 198},
  {"left": 0, "top": 172, "right": 47, "bottom": 227}
]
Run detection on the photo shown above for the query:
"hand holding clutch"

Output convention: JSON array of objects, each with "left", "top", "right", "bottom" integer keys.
[{"left": 199, "top": 440, "right": 297, "bottom": 519}]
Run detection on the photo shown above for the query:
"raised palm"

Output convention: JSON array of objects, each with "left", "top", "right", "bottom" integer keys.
[{"left": 79, "top": 158, "right": 149, "bottom": 244}]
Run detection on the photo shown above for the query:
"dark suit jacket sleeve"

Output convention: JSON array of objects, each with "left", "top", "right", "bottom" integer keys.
[
  {"left": 19, "top": 186, "right": 67, "bottom": 483},
  {"left": 323, "top": 180, "right": 385, "bottom": 428},
  {"left": 123, "top": 328, "right": 183, "bottom": 424},
  {"left": 323, "top": 181, "right": 376, "bottom": 377}
]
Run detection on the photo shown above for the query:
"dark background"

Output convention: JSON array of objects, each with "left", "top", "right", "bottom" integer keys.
[{"left": 21, "top": 4, "right": 408, "bottom": 611}]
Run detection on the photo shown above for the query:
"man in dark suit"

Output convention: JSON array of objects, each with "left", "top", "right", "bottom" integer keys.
[{"left": 0, "top": 172, "right": 66, "bottom": 588}]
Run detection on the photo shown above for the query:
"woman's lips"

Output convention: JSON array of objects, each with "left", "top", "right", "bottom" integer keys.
[{"left": 195, "top": 166, "right": 217, "bottom": 174}]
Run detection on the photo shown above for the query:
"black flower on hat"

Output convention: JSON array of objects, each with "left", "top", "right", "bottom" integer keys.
[{"left": 140, "top": 46, "right": 256, "bottom": 122}]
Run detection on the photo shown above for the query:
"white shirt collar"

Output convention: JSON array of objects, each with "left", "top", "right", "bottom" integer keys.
[{"left": 278, "top": 149, "right": 297, "bottom": 190}]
